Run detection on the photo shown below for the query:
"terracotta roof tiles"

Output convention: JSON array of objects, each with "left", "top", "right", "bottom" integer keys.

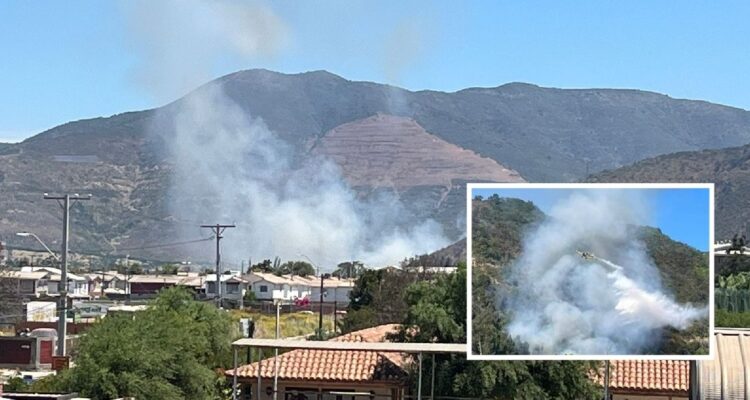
[
  {"left": 601, "top": 360, "right": 689, "bottom": 393},
  {"left": 227, "top": 324, "right": 407, "bottom": 383}
]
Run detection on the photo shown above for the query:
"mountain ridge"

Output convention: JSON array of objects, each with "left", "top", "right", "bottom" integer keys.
[{"left": 3, "top": 68, "right": 750, "bottom": 261}]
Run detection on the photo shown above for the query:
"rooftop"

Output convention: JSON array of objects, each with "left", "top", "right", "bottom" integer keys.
[
  {"left": 227, "top": 325, "right": 464, "bottom": 383},
  {"left": 602, "top": 360, "right": 688, "bottom": 394}
]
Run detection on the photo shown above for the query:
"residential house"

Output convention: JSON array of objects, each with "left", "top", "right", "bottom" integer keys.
[
  {"left": 127, "top": 274, "right": 190, "bottom": 296},
  {"left": 83, "top": 271, "right": 128, "bottom": 297},
  {"left": 0, "top": 271, "right": 49, "bottom": 298},
  {"left": 204, "top": 274, "right": 249, "bottom": 302},
  {"left": 309, "top": 277, "right": 355, "bottom": 304},
  {"left": 243, "top": 272, "right": 313, "bottom": 301},
  {"left": 226, "top": 324, "right": 408, "bottom": 400},
  {"left": 20, "top": 267, "right": 88, "bottom": 298}
]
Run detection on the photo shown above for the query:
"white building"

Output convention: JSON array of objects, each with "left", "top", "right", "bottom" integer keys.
[
  {"left": 243, "top": 272, "right": 313, "bottom": 301},
  {"left": 7, "top": 267, "right": 89, "bottom": 298},
  {"left": 309, "top": 276, "right": 355, "bottom": 303},
  {"left": 204, "top": 274, "right": 249, "bottom": 302},
  {"left": 242, "top": 272, "right": 354, "bottom": 304}
]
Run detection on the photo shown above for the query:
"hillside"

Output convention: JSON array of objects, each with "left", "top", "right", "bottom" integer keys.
[
  {"left": 587, "top": 143, "right": 750, "bottom": 240},
  {"left": 3, "top": 69, "right": 750, "bottom": 260},
  {"left": 310, "top": 114, "right": 524, "bottom": 187}
]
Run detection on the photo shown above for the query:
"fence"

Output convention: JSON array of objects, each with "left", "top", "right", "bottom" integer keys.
[
  {"left": 715, "top": 288, "right": 750, "bottom": 312},
  {"left": 244, "top": 301, "right": 344, "bottom": 315}
]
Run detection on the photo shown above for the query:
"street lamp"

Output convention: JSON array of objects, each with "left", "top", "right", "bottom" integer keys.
[{"left": 16, "top": 232, "right": 60, "bottom": 261}]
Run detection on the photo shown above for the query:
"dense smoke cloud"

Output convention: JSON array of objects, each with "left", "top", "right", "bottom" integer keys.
[
  {"left": 161, "top": 85, "right": 448, "bottom": 268},
  {"left": 123, "top": 0, "right": 450, "bottom": 267},
  {"left": 503, "top": 191, "right": 707, "bottom": 354}
]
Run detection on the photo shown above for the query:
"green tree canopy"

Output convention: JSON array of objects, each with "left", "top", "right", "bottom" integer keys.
[
  {"left": 332, "top": 261, "right": 365, "bottom": 279},
  {"left": 277, "top": 260, "right": 315, "bottom": 277},
  {"left": 158, "top": 263, "right": 180, "bottom": 275},
  {"left": 339, "top": 268, "right": 418, "bottom": 334},
  {"left": 51, "top": 287, "right": 234, "bottom": 400}
]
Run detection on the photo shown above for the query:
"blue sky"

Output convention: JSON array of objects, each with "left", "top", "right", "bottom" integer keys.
[
  {"left": 472, "top": 188, "right": 711, "bottom": 251},
  {"left": 2, "top": 1, "right": 750, "bottom": 142}
]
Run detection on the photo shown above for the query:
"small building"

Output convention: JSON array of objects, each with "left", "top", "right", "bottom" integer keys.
[
  {"left": 0, "top": 334, "right": 54, "bottom": 370},
  {"left": 0, "top": 271, "right": 50, "bottom": 298},
  {"left": 127, "top": 274, "right": 181, "bottom": 296},
  {"left": 204, "top": 275, "right": 249, "bottom": 302},
  {"left": 19, "top": 267, "right": 88, "bottom": 299},
  {"left": 226, "top": 324, "right": 408, "bottom": 400},
  {"left": 309, "top": 277, "right": 355, "bottom": 304},
  {"left": 243, "top": 273, "right": 313, "bottom": 301}
]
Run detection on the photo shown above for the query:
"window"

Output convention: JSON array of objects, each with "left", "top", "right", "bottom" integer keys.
[
  {"left": 20, "top": 280, "right": 35, "bottom": 293},
  {"left": 285, "top": 387, "right": 316, "bottom": 400},
  {"left": 259, "top": 285, "right": 268, "bottom": 293},
  {"left": 226, "top": 282, "right": 239, "bottom": 294}
]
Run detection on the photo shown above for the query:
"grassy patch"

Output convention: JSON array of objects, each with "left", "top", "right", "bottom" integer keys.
[
  {"left": 715, "top": 309, "right": 750, "bottom": 328},
  {"left": 228, "top": 310, "right": 336, "bottom": 338}
]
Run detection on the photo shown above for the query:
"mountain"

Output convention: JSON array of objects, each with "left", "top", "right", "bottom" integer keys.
[
  {"left": 2, "top": 69, "right": 750, "bottom": 260},
  {"left": 587, "top": 143, "right": 750, "bottom": 240}
]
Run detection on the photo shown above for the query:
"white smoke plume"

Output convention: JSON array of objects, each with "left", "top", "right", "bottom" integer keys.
[
  {"left": 161, "top": 85, "right": 449, "bottom": 269},
  {"left": 122, "top": 0, "right": 449, "bottom": 268},
  {"left": 503, "top": 191, "right": 707, "bottom": 355},
  {"left": 121, "top": 0, "right": 289, "bottom": 102}
]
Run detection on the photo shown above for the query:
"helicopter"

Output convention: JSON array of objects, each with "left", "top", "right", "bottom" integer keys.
[
  {"left": 714, "top": 232, "right": 750, "bottom": 256},
  {"left": 576, "top": 250, "right": 595, "bottom": 260}
]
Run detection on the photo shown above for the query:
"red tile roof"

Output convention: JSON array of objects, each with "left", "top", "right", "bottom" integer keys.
[
  {"left": 227, "top": 324, "right": 408, "bottom": 383},
  {"left": 600, "top": 360, "right": 689, "bottom": 393}
]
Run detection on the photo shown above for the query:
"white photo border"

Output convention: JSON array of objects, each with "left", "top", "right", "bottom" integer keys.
[{"left": 465, "top": 182, "right": 715, "bottom": 361}]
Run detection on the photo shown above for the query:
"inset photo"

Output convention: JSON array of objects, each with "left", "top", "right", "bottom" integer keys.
[{"left": 467, "top": 183, "right": 714, "bottom": 360}]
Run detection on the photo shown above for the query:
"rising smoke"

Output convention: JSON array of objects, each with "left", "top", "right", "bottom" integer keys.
[
  {"left": 503, "top": 191, "right": 707, "bottom": 355},
  {"left": 124, "top": 1, "right": 449, "bottom": 268},
  {"left": 162, "top": 85, "right": 448, "bottom": 268}
]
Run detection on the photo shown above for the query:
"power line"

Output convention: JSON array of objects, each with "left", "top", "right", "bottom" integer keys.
[
  {"left": 113, "top": 237, "right": 214, "bottom": 252},
  {"left": 8, "top": 237, "right": 215, "bottom": 258}
]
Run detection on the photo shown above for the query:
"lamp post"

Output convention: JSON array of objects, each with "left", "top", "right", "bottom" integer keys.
[{"left": 16, "top": 232, "right": 60, "bottom": 261}]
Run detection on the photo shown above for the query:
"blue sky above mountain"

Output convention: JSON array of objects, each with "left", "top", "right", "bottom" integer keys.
[{"left": 2, "top": 0, "right": 750, "bottom": 142}]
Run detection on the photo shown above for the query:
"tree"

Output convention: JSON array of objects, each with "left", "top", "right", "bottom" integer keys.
[
  {"left": 332, "top": 261, "right": 365, "bottom": 279},
  {"left": 277, "top": 261, "right": 315, "bottom": 277},
  {"left": 339, "top": 268, "right": 419, "bottom": 334},
  {"left": 46, "top": 287, "right": 234, "bottom": 399},
  {"left": 117, "top": 262, "right": 143, "bottom": 275},
  {"left": 159, "top": 264, "right": 179, "bottom": 275},
  {"left": 250, "top": 259, "right": 273, "bottom": 273},
  {"left": 391, "top": 263, "right": 601, "bottom": 400}
]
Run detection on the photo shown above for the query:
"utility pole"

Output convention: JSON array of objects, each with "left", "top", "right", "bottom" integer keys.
[
  {"left": 604, "top": 360, "right": 610, "bottom": 400},
  {"left": 318, "top": 274, "right": 327, "bottom": 336},
  {"left": 200, "top": 224, "right": 235, "bottom": 308},
  {"left": 44, "top": 193, "right": 91, "bottom": 357}
]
